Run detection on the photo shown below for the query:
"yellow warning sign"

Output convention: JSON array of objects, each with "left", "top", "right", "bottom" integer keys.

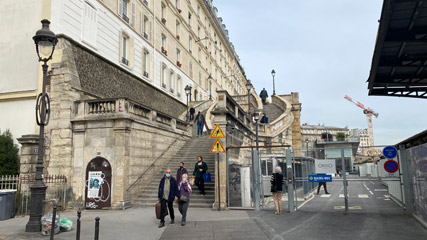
[
  {"left": 209, "top": 124, "right": 226, "bottom": 138},
  {"left": 210, "top": 139, "right": 226, "bottom": 153}
]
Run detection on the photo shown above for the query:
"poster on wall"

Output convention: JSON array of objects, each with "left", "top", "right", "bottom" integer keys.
[{"left": 88, "top": 171, "right": 103, "bottom": 198}]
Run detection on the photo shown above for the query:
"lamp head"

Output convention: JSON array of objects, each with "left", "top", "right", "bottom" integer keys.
[
  {"left": 245, "top": 79, "right": 252, "bottom": 92},
  {"left": 271, "top": 69, "right": 276, "bottom": 77},
  {"left": 184, "top": 85, "right": 192, "bottom": 95},
  {"left": 33, "top": 19, "right": 58, "bottom": 62}
]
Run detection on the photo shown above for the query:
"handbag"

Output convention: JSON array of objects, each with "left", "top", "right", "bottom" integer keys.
[
  {"left": 189, "top": 177, "right": 195, "bottom": 185},
  {"left": 203, "top": 172, "right": 212, "bottom": 182},
  {"left": 180, "top": 195, "right": 188, "bottom": 202},
  {"left": 155, "top": 201, "right": 168, "bottom": 219}
]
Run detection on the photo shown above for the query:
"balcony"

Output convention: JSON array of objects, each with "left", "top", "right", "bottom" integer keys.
[
  {"left": 122, "top": 14, "right": 129, "bottom": 23},
  {"left": 161, "top": 47, "right": 167, "bottom": 56},
  {"left": 161, "top": 18, "right": 166, "bottom": 24},
  {"left": 143, "top": 32, "right": 148, "bottom": 39},
  {"left": 122, "top": 57, "right": 129, "bottom": 66},
  {"left": 143, "top": 71, "right": 149, "bottom": 78},
  {"left": 143, "top": 0, "right": 148, "bottom": 6}
]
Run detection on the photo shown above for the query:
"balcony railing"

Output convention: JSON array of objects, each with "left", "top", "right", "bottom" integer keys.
[
  {"left": 122, "top": 57, "right": 129, "bottom": 66},
  {"left": 122, "top": 14, "right": 129, "bottom": 23}
]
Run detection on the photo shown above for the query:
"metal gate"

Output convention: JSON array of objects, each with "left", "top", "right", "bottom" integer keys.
[{"left": 85, "top": 157, "right": 112, "bottom": 209}]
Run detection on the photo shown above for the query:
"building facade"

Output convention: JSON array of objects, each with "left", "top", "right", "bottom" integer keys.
[
  {"left": 301, "top": 123, "right": 350, "bottom": 152},
  {"left": 0, "top": 0, "right": 247, "bottom": 144}
]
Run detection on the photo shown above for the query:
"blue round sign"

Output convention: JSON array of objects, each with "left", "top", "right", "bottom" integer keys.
[{"left": 383, "top": 146, "right": 398, "bottom": 159}]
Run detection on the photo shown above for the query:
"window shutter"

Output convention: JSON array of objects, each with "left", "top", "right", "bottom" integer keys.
[
  {"left": 141, "top": 12, "right": 144, "bottom": 33},
  {"left": 129, "top": 36, "right": 135, "bottom": 68},
  {"left": 118, "top": 0, "right": 123, "bottom": 16},
  {"left": 131, "top": 2, "right": 136, "bottom": 26},
  {"left": 119, "top": 32, "right": 123, "bottom": 63},
  {"left": 149, "top": 20, "right": 152, "bottom": 41}
]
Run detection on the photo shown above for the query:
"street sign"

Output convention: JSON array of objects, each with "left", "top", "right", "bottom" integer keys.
[
  {"left": 384, "top": 159, "right": 399, "bottom": 173},
  {"left": 315, "top": 160, "right": 336, "bottom": 174},
  {"left": 210, "top": 124, "right": 225, "bottom": 138},
  {"left": 308, "top": 175, "right": 332, "bottom": 182},
  {"left": 210, "top": 139, "right": 226, "bottom": 153},
  {"left": 383, "top": 146, "right": 398, "bottom": 159}
]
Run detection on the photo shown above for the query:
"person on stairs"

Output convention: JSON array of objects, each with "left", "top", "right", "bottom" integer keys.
[
  {"left": 259, "top": 88, "right": 268, "bottom": 105},
  {"left": 176, "top": 162, "right": 188, "bottom": 183},
  {"left": 271, "top": 166, "right": 285, "bottom": 215},
  {"left": 194, "top": 111, "right": 205, "bottom": 136},
  {"left": 178, "top": 173, "right": 192, "bottom": 226},
  {"left": 192, "top": 156, "right": 208, "bottom": 196},
  {"left": 158, "top": 169, "right": 179, "bottom": 228}
]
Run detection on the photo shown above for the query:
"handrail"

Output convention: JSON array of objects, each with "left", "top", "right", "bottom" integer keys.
[{"left": 126, "top": 134, "right": 186, "bottom": 192}]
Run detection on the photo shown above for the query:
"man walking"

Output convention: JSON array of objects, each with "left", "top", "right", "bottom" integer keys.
[
  {"left": 317, "top": 174, "right": 330, "bottom": 195},
  {"left": 259, "top": 88, "right": 268, "bottom": 105},
  {"left": 189, "top": 107, "right": 195, "bottom": 121},
  {"left": 194, "top": 111, "right": 205, "bottom": 136},
  {"left": 176, "top": 162, "right": 188, "bottom": 183},
  {"left": 158, "top": 169, "right": 179, "bottom": 228}
]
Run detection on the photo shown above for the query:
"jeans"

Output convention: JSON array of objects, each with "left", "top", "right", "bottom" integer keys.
[
  {"left": 178, "top": 200, "right": 190, "bottom": 222},
  {"left": 317, "top": 182, "right": 328, "bottom": 194},
  {"left": 160, "top": 199, "right": 174, "bottom": 223},
  {"left": 195, "top": 176, "right": 205, "bottom": 194},
  {"left": 197, "top": 123, "right": 203, "bottom": 136}
]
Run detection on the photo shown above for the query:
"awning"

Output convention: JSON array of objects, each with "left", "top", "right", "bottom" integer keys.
[{"left": 367, "top": 0, "right": 427, "bottom": 98}]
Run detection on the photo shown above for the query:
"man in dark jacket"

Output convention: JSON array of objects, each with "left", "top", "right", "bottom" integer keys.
[
  {"left": 259, "top": 88, "right": 268, "bottom": 105},
  {"left": 158, "top": 169, "right": 179, "bottom": 228},
  {"left": 176, "top": 162, "right": 188, "bottom": 183},
  {"left": 189, "top": 107, "right": 195, "bottom": 121},
  {"left": 194, "top": 111, "right": 205, "bottom": 136}
]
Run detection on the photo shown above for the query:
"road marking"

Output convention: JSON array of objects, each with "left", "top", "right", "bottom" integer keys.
[
  {"left": 369, "top": 181, "right": 375, "bottom": 184},
  {"left": 369, "top": 191, "right": 374, "bottom": 195},
  {"left": 374, "top": 189, "right": 388, "bottom": 192},
  {"left": 320, "top": 194, "right": 331, "bottom": 198},
  {"left": 334, "top": 206, "right": 362, "bottom": 210},
  {"left": 358, "top": 194, "right": 369, "bottom": 198},
  {"left": 384, "top": 195, "right": 390, "bottom": 198},
  {"left": 339, "top": 194, "right": 349, "bottom": 198},
  {"left": 384, "top": 199, "right": 390, "bottom": 201}
]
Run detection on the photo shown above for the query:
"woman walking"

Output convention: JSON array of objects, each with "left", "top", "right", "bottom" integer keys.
[
  {"left": 271, "top": 166, "right": 285, "bottom": 214},
  {"left": 178, "top": 173, "right": 192, "bottom": 226},
  {"left": 192, "top": 156, "right": 208, "bottom": 196}
]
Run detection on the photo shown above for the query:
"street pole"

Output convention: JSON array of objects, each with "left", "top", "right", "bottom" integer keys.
[
  {"left": 217, "top": 152, "right": 220, "bottom": 211},
  {"left": 341, "top": 147, "right": 348, "bottom": 213},
  {"left": 271, "top": 69, "right": 276, "bottom": 96},
  {"left": 186, "top": 93, "right": 189, "bottom": 121}
]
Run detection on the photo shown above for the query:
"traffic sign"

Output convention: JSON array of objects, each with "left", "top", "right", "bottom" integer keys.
[
  {"left": 308, "top": 175, "right": 332, "bottom": 182},
  {"left": 383, "top": 146, "right": 398, "bottom": 159},
  {"left": 210, "top": 124, "right": 225, "bottom": 138},
  {"left": 384, "top": 159, "right": 399, "bottom": 173},
  {"left": 210, "top": 139, "right": 226, "bottom": 153}
]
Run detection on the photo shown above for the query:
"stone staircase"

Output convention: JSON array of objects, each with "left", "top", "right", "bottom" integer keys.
[
  {"left": 262, "top": 103, "right": 284, "bottom": 122},
  {"left": 133, "top": 124, "right": 216, "bottom": 208}
]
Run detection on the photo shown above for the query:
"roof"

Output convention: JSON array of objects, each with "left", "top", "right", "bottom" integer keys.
[
  {"left": 367, "top": 0, "right": 427, "bottom": 98},
  {"left": 301, "top": 124, "right": 348, "bottom": 131},
  {"left": 396, "top": 129, "right": 427, "bottom": 148}
]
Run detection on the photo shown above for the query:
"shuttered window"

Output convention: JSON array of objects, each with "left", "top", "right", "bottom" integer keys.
[{"left": 82, "top": 2, "right": 97, "bottom": 46}]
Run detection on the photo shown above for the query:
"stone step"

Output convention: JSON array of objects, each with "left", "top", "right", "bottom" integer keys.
[{"left": 134, "top": 202, "right": 213, "bottom": 208}]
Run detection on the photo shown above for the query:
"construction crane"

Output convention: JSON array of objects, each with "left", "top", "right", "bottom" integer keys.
[{"left": 344, "top": 95, "right": 379, "bottom": 156}]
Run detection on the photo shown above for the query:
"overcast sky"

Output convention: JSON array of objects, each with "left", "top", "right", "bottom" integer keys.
[{"left": 213, "top": 0, "right": 426, "bottom": 145}]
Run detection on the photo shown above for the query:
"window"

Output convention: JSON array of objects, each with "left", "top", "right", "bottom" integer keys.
[
  {"left": 188, "top": 12, "right": 191, "bottom": 27},
  {"left": 131, "top": 2, "right": 136, "bottom": 26},
  {"left": 161, "top": 64, "right": 166, "bottom": 88},
  {"left": 142, "top": 49, "right": 149, "bottom": 78},
  {"left": 177, "top": 49, "right": 181, "bottom": 62},
  {"left": 118, "top": 0, "right": 129, "bottom": 23},
  {"left": 82, "top": 1, "right": 97, "bottom": 46},
  {"left": 198, "top": 48, "right": 201, "bottom": 62},
  {"left": 197, "top": 5, "right": 200, "bottom": 16},
  {"left": 177, "top": 75, "right": 182, "bottom": 97},
  {"left": 189, "top": 60, "right": 193, "bottom": 78},
  {"left": 169, "top": 71, "right": 174, "bottom": 93},
  {"left": 161, "top": 34, "right": 166, "bottom": 48},
  {"left": 176, "top": 21, "right": 180, "bottom": 39},
  {"left": 176, "top": 0, "right": 180, "bottom": 9},
  {"left": 161, "top": 3, "right": 166, "bottom": 19},
  {"left": 121, "top": 34, "right": 129, "bottom": 65},
  {"left": 199, "top": 71, "right": 202, "bottom": 86},
  {"left": 189, "top": 37, "right": 192, "bottom": 53},
  {"left": 142, "top": 14, "right": 149, "bottom": 39}
]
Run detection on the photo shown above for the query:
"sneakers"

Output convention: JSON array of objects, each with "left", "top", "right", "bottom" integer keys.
[
  {"left": 181, "top": 220, "right": 186, "bottom": 226},
  {"left": 158, "top": 222, "right": 165, "bottom": 228},
  {"left": 170, "top": 219, "right": 175, "bottom": 224}
]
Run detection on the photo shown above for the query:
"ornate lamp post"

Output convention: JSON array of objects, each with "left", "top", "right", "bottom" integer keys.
[
  {"left": 26, "top": 19, "right": 58, "bottom": 232},
  {"left": 271, "top": 69, "right": 276, "bottom": 96},
  {"left": 185, "top": 85, "right": 192, "bottom": 121},
  {"left": 208, "top": 74, "right": 213, "bottom": 100},
  {"left": 245, "top": 79, "right": 253, "bottom": 116}
]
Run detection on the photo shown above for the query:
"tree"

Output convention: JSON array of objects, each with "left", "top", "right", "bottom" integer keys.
[
  {"left": 0, "top": 130, "right": 19, "bottom": 176},
  {"left": 336, "top": 132, "right": 346, "bottom": 141}
]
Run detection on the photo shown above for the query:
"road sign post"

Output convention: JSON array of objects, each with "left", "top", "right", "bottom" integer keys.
[{"left": 210, "top": 124, "right": 225, "bottom": 211}]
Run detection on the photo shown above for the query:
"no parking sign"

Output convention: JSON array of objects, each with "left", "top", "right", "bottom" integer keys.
[{"left": 384, "top": 159, "right": 399, "bottom": 173}]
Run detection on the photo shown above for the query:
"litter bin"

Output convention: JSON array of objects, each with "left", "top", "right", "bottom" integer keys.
[{"left": 0, "top": 190, "right": 17, "bottom": 220}]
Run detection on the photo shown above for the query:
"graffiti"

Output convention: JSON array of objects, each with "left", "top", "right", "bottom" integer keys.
[
  {"left": 86, "top": 172, "right": 111, "bottom": 203},
  {"left": 85, "top": 157, "right": 112, "bottom": 209},
  {"left": 85, "top": 202, "right": 98, "bottom": 209}
]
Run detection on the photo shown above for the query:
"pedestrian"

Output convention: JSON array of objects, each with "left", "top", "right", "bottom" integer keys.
[
  {"left": 189, "top": 107, "right": 195, "bottom": 121},
  {"left": 192, "top": 156, "right": 208, "bottom": 196},
  {"left": 194, "top": 111, "right": 205, "bottom": 136},
  {"left": 259, "top": 88, "right": 268, "bottom": 105},
  {"left": 260, "top": 114, "right": 268, "bottom": 123},
  {"left": 178, "top": 173, "right": 192, "bottom": 226},
  {"left": 270, "top": 166, "right": 285, "bottom": 215},
  {"left": 158, "top": 169, "right": 179, "bottom": 228},
  {"left": 176, "top": 161, "right": 188, "bottom": 183},
  {"left": 317, "top": 174, "right": 330, "bottom": 195}
]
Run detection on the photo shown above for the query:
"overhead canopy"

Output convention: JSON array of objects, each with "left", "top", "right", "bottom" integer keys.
[{"left": 367, "top": 0, "right": 427, "bottom": 98}]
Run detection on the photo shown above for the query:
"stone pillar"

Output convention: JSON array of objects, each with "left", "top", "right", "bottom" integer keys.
[
  {"left": 112, "top": 119, "right": 132, "bottom": 209},
  {"left": 17, "top": 135, "right": 40, "bottom": 190}
]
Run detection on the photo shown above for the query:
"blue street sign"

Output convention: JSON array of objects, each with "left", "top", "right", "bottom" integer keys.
[
  {"left": 383, "top": 146, "right": 398, "bottom": 159},
  {"left": 308, "top": 175, "right": 332, "bottom": 182}
]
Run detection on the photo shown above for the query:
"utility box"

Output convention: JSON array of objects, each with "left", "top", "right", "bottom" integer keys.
[{"left": 0, "top": 190, "right": 17, "bottom": 220}]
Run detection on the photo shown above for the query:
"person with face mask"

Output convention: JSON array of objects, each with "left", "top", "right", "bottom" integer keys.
[
  {"left": 178, "top": 173, "right": 192, "bottom": 226},
  {"left": 158, "top": 169, "right": 179, "bottom": 228},
  {"left": 192, "top": 156, "right": 208, "bottom": 196},
  {"left": 176, "top": 162, "right": 188, "bottom": 183}
]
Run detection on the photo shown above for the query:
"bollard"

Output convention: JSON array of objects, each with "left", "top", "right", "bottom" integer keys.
[
  {"left": 50, "top": 204, "right": 57, "bottom": 240},
  {"left": 76, "top": 211, "right": 81, "bottom": 240},
  {"left": 94, "top": 217, "right": 100, "bottom": 240}
]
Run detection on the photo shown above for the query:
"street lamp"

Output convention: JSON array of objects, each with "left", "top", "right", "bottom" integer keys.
[
  {"left": 305, "top": 138, "right": 309, "bottom": 157},
  {"left": 26, "top": 19, "right": 58, "bottom": 232},
  {"left": 271, "top": 69, "right": 276, "bottom": 96},
  {"left": 254, "top": 110, "right": 260, "bottom": 149},
  {"left": 208, "top": 74, "right": 213, "bottom": 100},
  {"left": 185, "top": 85, "right": 192, "bottom": 121},
  {"left": 245, "top": 80, "right": 252, "bottom": 116}
]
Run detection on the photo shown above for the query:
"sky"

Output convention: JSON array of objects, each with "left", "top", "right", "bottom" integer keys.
[{"left": 213, "top": 0, "right": 426, "bottom": 145}]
